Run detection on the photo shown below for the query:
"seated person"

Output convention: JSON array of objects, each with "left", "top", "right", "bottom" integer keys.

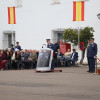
[
  {"left": 11, "top": 51, "right": 15, "bottom": 69},
  {"left": 20, "top": 50, "right": 25, "bottom": 65},
  {"left": 70, "top": 49, "right": 78, "bottom": 66},
  {"left": 64, "top": 49, "right": 71, "bottom": 60},
  {"left": 0, "top": 50, "right": 5, "bottom": 70},
  {"left": 15, "top": 51, "right": 21, "bottom": 69},
  {"left": 28, "top": 50, "right": 37, "bottom": 69},
  {"left": 57, "top": 49, "right": 63, "bottom": 66},
  {"left": 63, "top": 49, "right": 72, "bottom": 66},
  {"left": 5, "top": 51, "right": 11, "bottom": 70},
  {"left": 23, "top": 50, "right": 30, "bottom": 69}
]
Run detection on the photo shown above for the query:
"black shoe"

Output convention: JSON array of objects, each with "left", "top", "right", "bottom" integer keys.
[
  {"left": 89, "top": 71, "right": 95, "bottom": 73},
  {"left": 87, "top": 71, "right": 90, "bottom": 72}
]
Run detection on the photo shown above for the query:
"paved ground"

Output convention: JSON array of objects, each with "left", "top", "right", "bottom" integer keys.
[{"left": 0, "top": 67, "right": 100, "bottom": 100}]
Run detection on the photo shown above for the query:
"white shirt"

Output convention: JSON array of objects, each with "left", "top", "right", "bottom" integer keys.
[{"left": 72, "top": 53, "right": 75, "bottom": 59}]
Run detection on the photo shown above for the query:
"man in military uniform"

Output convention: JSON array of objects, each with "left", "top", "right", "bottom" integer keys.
[
  {"left": 46, "top": 39, "right": 55, "bottom": 70},
  {"left": 87, "top": 38, "right": 98, "bottom": 73}
]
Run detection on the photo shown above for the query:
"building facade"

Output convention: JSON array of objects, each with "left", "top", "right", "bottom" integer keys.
[{"left": 0, "top": 0, "right": 100, "bottom": 59}]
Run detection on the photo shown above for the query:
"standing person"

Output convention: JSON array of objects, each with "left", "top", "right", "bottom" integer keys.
[
  {"left": 60, "top": 39, "right": 63, "bottom": 43},
  {"left": 54, "top": 41, "right": 60, "bottom": 53},
  {"left": 47, "top": 39, "right": 54, "bottom": 50},
  {"left": 10, "top": 44, "right": 15, "bottom": 51},
  {"left": 46, "top": 39, "right": 55, "bottom": 70},
  {"left": 53, "top": 41, "right": 60, "bottom": 60},
  {"left": 87, "top": 41, "right": 91, "bottom": 71},
  {"left": 15, "top": 42, "right": 21, "bottom": 51},
  {"left": 87, "top": 38, "right": 98, "bottom": 73}
]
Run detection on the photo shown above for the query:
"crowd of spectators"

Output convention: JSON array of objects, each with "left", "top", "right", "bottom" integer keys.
[
  {"left": 0, "top": 40, "right": 79, "bottom": 70},
  {"left": 0, "top": 42, "right": 39, "bottom": 70}
]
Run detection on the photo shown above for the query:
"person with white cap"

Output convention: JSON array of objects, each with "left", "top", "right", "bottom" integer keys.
[{"left": 15, "top": 42, "right": 21, "bottom": 51}]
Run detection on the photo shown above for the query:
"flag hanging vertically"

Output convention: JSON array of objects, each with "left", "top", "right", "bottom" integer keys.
[
  {"left": 8, "top": 7, "right": 16, "bottom": 24},
  {"left": 73, "top": 1, "right": 84, "bottom": 21}
]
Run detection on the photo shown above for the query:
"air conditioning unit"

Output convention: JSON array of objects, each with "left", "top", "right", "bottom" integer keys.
[
  {"left": 15, "top": 0, "right": 22, "bottom": 8},
  {"left": 51, "top": 0, "right": 61, "bottom": 5}
]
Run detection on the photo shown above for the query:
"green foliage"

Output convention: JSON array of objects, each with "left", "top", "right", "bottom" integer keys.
[
  {"left": 80, "top": 27, "right": 94, "bottom": 49},
  {"left": 63, "top": 27, "right": 94, "bottom": 48},
  {"left": 63, "top": 28, "right": 78, "bottom": 45}
]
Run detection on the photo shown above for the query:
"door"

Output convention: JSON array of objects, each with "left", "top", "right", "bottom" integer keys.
[
  {"left": 8, "top": 34, "right": 12, "bottom": 48},
  {"left": 58, "top": 33, "right": 63, "bottom": 42}
]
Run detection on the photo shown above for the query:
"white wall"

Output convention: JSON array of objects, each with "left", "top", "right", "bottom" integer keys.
[{"left": 0, "top": 0, "right": 100, "bottom": 57}]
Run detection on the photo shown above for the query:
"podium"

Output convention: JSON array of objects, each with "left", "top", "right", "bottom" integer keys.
[
  {"left": 60, "top": 43, "right": 71, "bottom": 54},
  {"left": 36, "top": 48, "right": 62, "bottom": 72},
  {"left": 36, "top": 48, "right": 53, "bottom": 71}
]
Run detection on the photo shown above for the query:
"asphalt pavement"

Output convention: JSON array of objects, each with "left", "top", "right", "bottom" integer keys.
[{"left": 0, "top": 67, "right": 100, "bottom": 100}]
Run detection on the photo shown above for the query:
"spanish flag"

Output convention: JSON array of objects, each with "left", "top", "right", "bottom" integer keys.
[
  {"left": 8, "top": 7, "right": 16, "bottom": 24},
  {"left": 73, "top": 1, "right": 84, "bottom": 21}
]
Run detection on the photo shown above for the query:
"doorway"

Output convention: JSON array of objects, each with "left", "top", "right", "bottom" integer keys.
[
  {"left": 51, "top": 28, "right": 65, "bottom": 43},
  {"left": 8, "top": 34, "right": 12, "bottom": 48},
  {"left": 2, "top": 31, "right": 16, "bottom": 49},
  {"left": 58, "top": 33, "right": 63, "bottom": 42}
]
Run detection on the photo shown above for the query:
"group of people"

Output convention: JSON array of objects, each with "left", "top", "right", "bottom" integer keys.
[
  {"left": 0, "top": 42, "right": 39, "bottom": 70},
  {"left": 56, "top": 49, "right": 78, "bottom": 66},
  {"left": 47, "top": 39, "right": 78, "bottom": 67},
  {"left": 47, "top": 38, "right": 98, "bottom": 73},
  {"left": 0, "top": 38, "right": 98, "bottom": 71}
]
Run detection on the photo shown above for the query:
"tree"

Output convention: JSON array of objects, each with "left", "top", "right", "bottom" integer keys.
[
  {"left": 63, "top": 27, "right": 94, "bottom": 64},
  {"left": 63, "top": 28, "right": 78, "bottom": 46},
  {"left": 79, "top": 27, "right": 94, "bottom": 64}
]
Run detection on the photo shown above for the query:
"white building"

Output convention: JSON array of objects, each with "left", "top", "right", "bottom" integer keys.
[{"left": 0, "top": 0, "right": 100, "bottom": 59}]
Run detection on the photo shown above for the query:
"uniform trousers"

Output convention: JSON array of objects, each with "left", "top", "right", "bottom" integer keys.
[{"left": 88, "top": 57, "right": 95, "bottom": 72}]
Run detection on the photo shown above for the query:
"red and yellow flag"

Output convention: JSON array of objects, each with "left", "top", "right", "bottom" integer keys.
[
  {"left": 8, "top": 7, "right": 16, "bottom": 24},
  {"left": 73, "top": 1, "right": 84, "bottom": 21}
]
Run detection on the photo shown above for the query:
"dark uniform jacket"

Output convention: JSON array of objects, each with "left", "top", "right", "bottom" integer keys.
[
  {"left": 87, "top": 43, "right": 97, "bottom": 58},
  {"left": 47, "top": 43, "right": 54, "bottom": 50},
  {"left": 15, "top": 45, "right": 21, "bottom": 51},
  {"left": 53, "top": 43, "right": 60, "bottom": 52}
]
